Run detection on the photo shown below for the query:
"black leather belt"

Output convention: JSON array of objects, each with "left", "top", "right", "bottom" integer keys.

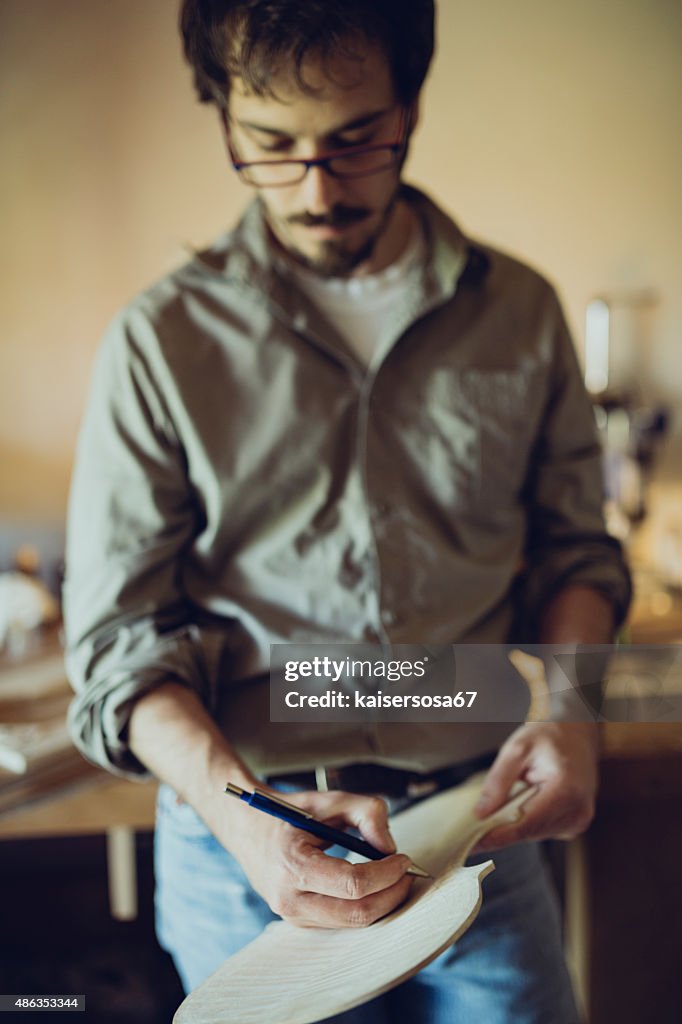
[{"left": 265, "top": 750, "right": 496, "bottom": 798}]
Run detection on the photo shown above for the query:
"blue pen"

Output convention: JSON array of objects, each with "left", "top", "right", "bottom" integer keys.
[{"left": 225, "top": 782, "right": 431, "bottom": 878}]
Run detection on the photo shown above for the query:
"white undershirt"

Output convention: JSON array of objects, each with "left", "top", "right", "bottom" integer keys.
[{"left": 282, "top": 218, "right": 426, "bottom": 370}]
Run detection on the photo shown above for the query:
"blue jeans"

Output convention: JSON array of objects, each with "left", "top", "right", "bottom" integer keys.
[{"left": 155, "top": 784, "right": 580, "bottom": 1023}]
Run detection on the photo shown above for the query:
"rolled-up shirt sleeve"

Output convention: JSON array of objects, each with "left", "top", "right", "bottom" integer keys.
[
  {"left": 520, "top": 293, "right": 632, "bottom": 633},
  {"left": 64, "top": 307, "right": 211, "bottom": 778}
]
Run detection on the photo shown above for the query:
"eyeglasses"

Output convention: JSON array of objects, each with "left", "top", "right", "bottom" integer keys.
[{"left": 221, "top": 108, "right": 408, "bottom": 188}]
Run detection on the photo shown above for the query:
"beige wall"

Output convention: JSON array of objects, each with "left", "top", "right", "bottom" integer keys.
[{"left": 1, "top": 0, "right": 680, "bottom": 521}]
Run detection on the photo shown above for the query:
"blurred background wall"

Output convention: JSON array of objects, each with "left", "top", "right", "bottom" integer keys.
[{"left": 1, "top": 0, "right": 681, "bottom": 523}]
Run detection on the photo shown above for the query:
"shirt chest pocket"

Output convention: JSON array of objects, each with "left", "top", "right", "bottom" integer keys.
[
  {"left": 459, "top": 368, "right": 540, "bottom": 506},
  {"left": 417, "top": 368, "right": 540, "bottom": 512}
]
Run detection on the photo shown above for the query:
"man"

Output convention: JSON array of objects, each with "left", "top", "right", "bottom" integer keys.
[{"left": 64, "top": 1, "right": 630, "bottom": 1020}]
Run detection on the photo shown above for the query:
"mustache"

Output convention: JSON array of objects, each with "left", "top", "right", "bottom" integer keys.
[{"left": 286, "top": 205, "right": 372, "bottom": 229}]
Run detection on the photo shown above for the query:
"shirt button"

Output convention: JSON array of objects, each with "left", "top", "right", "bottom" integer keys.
[{"left": 381, "top": 609, "right": 396, "bottom": 625}]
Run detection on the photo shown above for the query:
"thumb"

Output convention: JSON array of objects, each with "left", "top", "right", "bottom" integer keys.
[
  {"left": 474, "top": 740, "right": 527, "bottom": 818},
  {"left": 343, "top": 794, "right": 396, "bottom": 854}
]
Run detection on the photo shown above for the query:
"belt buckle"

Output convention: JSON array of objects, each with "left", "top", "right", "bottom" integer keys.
[
  {"left": 316, "top": 766, "right": 358, "bottom": 793},
  {"left": 406, "top": 778, "right": 439, "bottom": 799}
]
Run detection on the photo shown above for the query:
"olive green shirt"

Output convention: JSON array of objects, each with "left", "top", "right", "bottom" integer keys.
[{"left": 64, "top": 186, "right": 630, "bottom": 778}]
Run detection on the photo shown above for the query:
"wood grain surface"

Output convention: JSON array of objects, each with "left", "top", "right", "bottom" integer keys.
[{"left": 174, "top": 774, "right": 536, "bottom": 1024}]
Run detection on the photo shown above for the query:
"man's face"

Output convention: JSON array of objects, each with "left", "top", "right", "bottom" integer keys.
[{"left": 227, "top": 43, "right": 409, "bottom": 276}]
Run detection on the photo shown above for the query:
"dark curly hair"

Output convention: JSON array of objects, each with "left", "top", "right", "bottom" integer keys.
[{"left": 179, "top": 0, "right": 435, "bottom": 108}]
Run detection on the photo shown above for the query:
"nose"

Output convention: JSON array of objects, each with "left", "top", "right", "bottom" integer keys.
[{"left": 297, "top": 161, "right": 345, "bottom": 215}]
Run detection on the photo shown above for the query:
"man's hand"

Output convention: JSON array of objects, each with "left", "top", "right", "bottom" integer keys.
[
  {"left": 128, "top": 685, "right": 413, "bottom": 928},
  {"left": 226, "top": 788, "right": 414, "bottom": 929},
  {"left": 472, "top": 721, "right": 599, "bottom": 850}
]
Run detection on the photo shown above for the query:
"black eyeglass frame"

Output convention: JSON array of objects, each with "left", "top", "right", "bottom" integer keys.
[{"left": 220, "top": 107, "right": 409, "bottom": 188}]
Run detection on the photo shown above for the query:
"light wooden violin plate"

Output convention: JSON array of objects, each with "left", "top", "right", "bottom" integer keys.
[{"left": 174, "top": 773, "right": 536, "bottom": 1024}]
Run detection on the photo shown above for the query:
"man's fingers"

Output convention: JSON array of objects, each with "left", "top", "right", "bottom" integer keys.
[
  {"left": 475, "top": 776, "right": 594, "bottom": 850},
  {"left": 288, "top": 843, "right": 412, "bottom": 900},
  {"left": 332, "top": 793, "right": 396, "bottom": 853},
  {"left": 474, "top": 738, "right": 528, "bottom": 817},
  {"left": 285, "top": 873, "right": 413, "bottom": 929},
  {"left": 306, "top": 791, "right": 396, "bottom": 854}
]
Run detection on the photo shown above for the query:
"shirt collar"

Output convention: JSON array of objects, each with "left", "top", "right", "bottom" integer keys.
[{"left": 191, "top": 184, "right": 478, "bottom": 322}]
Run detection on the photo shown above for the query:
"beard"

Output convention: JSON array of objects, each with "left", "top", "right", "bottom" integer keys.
[
  {"left": 262, "top": 186, "right": 401, "bottom": 278},
  {"left": 288, "top": 231, "right": 378, "bottom": 277}
]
